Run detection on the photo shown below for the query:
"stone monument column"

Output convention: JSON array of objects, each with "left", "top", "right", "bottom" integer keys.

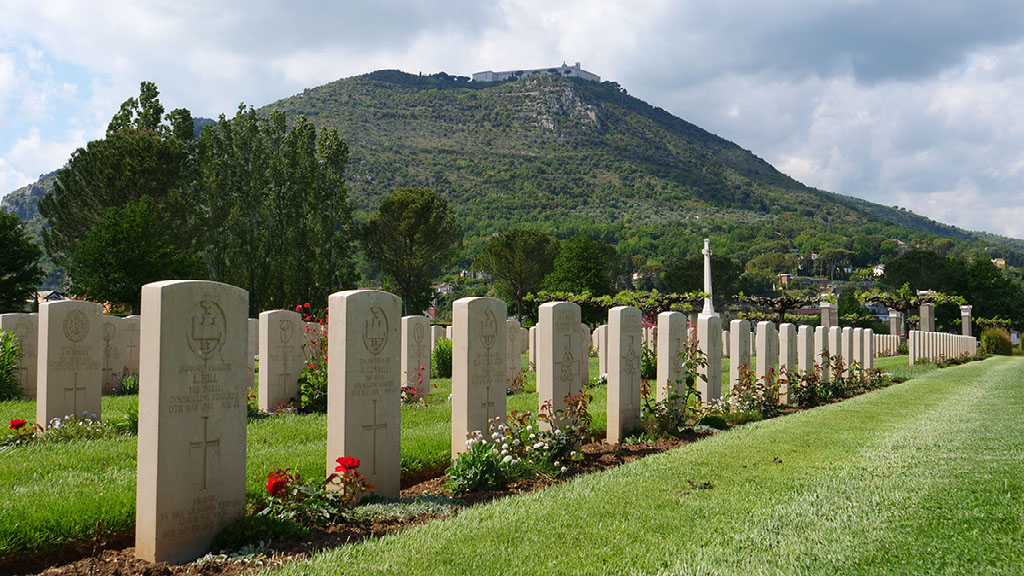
[
  {"left": 701, "top": 238, "right": 715, "bottom": 316},
  {"left": 919, "top": 303, "right": 935, "bottom": 332},
  {"left": 960, "top": 305, "right": 973, "bottom": 337}
]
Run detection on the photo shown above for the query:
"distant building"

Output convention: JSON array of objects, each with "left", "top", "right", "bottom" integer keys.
[
  {"left": 872, "top": 264, "right": 885, "bottom": 276},
  {"left": 992, "top": 258, "right": 1006, "bottom": 269},
  {"left": 472, "top": 62, "right": 600, "bottom": 83}
]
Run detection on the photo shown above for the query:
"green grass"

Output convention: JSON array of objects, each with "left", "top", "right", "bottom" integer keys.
[
  {"left": 277, "top": 355, "right": 1024, "bottom": 575},
  {"left": 0, "top": 354, "right": 604, "bottom": 557}
]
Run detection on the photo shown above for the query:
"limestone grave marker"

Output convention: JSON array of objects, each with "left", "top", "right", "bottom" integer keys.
[
  {"left": 37, "top": 300, "right": 103, "bottom": 426},
  {"left": 729, "top": 319, "right": 751, "bottom": 394},
  {"left": 327, "top": 290, "right": 402, "bottom": 497},
  {"left": 101, "top": 315, "right": 126, "bottom": 393},
  {"left": 607, "top": 305, "right": 642, "bottom": 443},
  {"left": 655, "top": 311, "right": 686, "bottom": 402},
  {"left": 452, "top": 297, "right": 507, "bottom": 456},
  {"left": 537, "top": 302, "right": 582, "bottom": 430},
  {"left": 697, "top": 313, "right": 723, "bottom": 401},
  {"left": 0, "top": 313, "right": 38, "bottom": 397},
  {"left": 402, "top": 316, "right": 431, "bottom": 399},
  {"left": 258, "top": 309, "right": 304, "bottom": 411},
  {"left": 135, "top": 280, "right": 248, "bottom": 564}
]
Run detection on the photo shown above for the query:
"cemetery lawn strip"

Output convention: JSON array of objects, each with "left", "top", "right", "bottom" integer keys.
[{"left": 281, "top": 356, "right": 1024, "bottom": 576}]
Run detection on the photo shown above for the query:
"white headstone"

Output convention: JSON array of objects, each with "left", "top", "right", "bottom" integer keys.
[
  {"left": 247, "top": 318, "right": 258, "bottom": 383},
  {"left": 101, "top": 316, "right": 127, "bottom": 393},
  {"left": 326, "top": 290, "right": 402, "bottom": 497},
  {"left": 537, "top": 302, "right": 582, "bottom": 430},
  {"left": 452, "top": 297, "right": 507, "bottom": 456},
  {"left": 797, "top": 325, "right": 814, "bottom": 373},
  {"left": 258, "top": 310, "right": 304, "bottom": 411},
  {"left": 697, "top": 314, "right": 723, "bottom": 402},
  {"left": 754, "top": 321, "right": 778, "bottom": 386},
  {"left": 729, "top": 319, "right": 751, "bottom": 395},
  {"left": 777, "top": 323, "right": 796, "bottom": 404},
  {"left": 135, "top": 280, "right": 248, "bottom": 564},
  {"left": 579, "top": 323, "right": 591, "bottom": 391},
  {"left": 123, "top": 315, "right": 142, "bottom": 375},
  {"left": 507, "top": 319, "right": 522, "bottom": 385},
  {"left": 37, "top": 300, "right": 103, "bottom": 426},
  {"left": 607, "top": 306, "right": 642, "bottom": 443},
  {"left": 402, "top": 316, "right": 431, "bottom": 398},
  {"left": 656, "top": 311, "right": 686, "bottom": 402},
  {"left": 0, "top": 312, "right": 38, "bottom": 397}
]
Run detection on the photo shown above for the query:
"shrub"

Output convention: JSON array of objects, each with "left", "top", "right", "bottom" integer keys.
[
  {"left": 431, "top": 337, "right": 453, "bottom": 379},
  {"left": 727, "top": 365, "right": 780, "bottom": 419},
  {"left": 980, "top": 327, "right": 1013, "bottom": 356},
  {"left": 640, "top": 343, "right": 657, "bottom": 380},
  {"left": 641, "top": 336, "right": 707, "bottom": 438},
  {"left": 297, "top": 360, "right": 328, "bottom": 413},
  {"left": 445, "top": 431, "right": 522, "bottom": 495},
  {"left": 0, "top": 331, "right": 23, "bottom": 401},
  {"left": 110, "top": 367, "right": 139, "bottom": 396}
]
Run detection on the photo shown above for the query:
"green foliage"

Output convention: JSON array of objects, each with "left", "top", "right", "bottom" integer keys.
[
  {"left": 640, "top": 343, "right": 657, "bottom": 380},
  {"left": 431, "top": 337, "right": 453, "bottom": 379},
  {"left": 109, "top": 367, "right": 140, "bottom": 396},
  {"left": 40, "top": 83, "right": 196, "bottom": 269},
  {"left": 66, "top": 197, "right": 205, "bottom": 312},
  {"left": 0, "top": 331, "right": 23, "bottom": 400},
  {"left": 726, "top": 365, "right": 780, "bottom": 420},
  {"left": 362, "top": 188, "right": 463, "bottom": 315},
  {"left": 211, "top": 515, "right": 308, "bottom": 554},
  {"left": 543, "top": 234, "right": 619, "bottom": 296},
  {"left": 444, "top": 434, "right": 521, "bottom": 495},
  {"left": 0, "top": 212, "right": 43, "bottom": 312},
  {"left": 199, "top": 107, "right": 359, "bottom": 314},
  {"left": 980, "top": 327, "right": 1013, "bottom": 356},
  {"left": 474, "top": 227, "right": 558, "bottom": 321},
  {"left": 297, "top": 360, "right": 329, "bottom": 414}
]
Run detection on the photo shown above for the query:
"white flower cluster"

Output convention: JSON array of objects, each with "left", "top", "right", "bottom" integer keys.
[{"left": 465, "top": 420, "right": 521, "bottom": 467}]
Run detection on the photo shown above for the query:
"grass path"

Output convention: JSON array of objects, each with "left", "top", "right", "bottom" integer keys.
[{"left": 279, "top": 356, "right": 1024, "bottom": 575}]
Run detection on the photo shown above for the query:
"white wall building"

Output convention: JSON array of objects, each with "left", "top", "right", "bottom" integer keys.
[{"left": 472, "top": 62, "right": 600, "bottom": 83}]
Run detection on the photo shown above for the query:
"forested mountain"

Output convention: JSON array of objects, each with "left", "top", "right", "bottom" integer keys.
[{"left": 4, "top": 71, "right": 1023, "bottom": 287}]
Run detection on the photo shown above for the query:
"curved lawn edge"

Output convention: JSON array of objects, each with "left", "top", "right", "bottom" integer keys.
[{"left": 276, "top": 356, "right": 1024, "bottom": 576}]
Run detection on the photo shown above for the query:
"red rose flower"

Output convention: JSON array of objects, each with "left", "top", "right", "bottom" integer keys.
[
  {"left": 335, "top": 456, "right": 360, "bottom": 472},
  {"left": 265, "top": 470, "right": 291, "bottom": 496},
  {"left": 9, "top": 419, "right": 27, "bottom": 431},
  {"left": 304, "top": 302, "right": 310, "bottom": 308}
]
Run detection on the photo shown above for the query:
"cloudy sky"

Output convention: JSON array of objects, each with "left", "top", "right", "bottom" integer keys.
[{"left": 2, "top": 0, "right": 1024, "bottom": 238}]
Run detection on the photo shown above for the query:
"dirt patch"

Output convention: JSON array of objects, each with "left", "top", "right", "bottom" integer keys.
[{"left": 3, "top": 435, "right": 703, "bottom": 576}]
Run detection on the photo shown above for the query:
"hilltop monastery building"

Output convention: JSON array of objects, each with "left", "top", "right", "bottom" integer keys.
[{"left": 472, "top": 62, "right": 600, "bottom": 83}]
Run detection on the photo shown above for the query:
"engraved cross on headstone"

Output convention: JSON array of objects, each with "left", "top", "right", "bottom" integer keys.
[
  {"left": 126, "top": 339, "right": 139, "bottom": 360},
  {"left": 553, "top": 338, "right": 577, "bottom": 383},
  {"left": 189, "top": 416, "right": 220, "bottom": 491},
  {"left": 361, "top": 398, "right": 387, "bottom": 476},
  {"left": 64, "top": 373, "right": 87, "bottom": 415},
  {"left": 481, "top": 385, "right": 497, "bottom": 423}
]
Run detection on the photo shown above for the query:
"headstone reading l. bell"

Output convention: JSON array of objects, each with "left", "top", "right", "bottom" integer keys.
[
  {"left": 135, "top": 280, "right": 248, "bottom": 564},
  {"left": 452, "top": 297, "right": 507, "bottom": 456},
  {"left": 0, "top": 312, "right": 38, "bottom": 397},
  {"left": 607, "top": 305, "right": 642, "bottom": 443},
  {"left": 401, "top": 316, "right": 431, "bottom": 395},
  {"left": 327, "top": 290, "right": 401, "bottom": 497},
  {"left": 258, "top": 309, "right": 304, "bottom": 411},
  {"left": 537, "top": 302, "right": 582, "bottom": 430},
  {"left": 37, "top": 300, "right": 103, "bottom": 426}
]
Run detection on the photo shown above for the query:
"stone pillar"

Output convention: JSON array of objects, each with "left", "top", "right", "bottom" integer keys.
[
  {"left": 327, "top": 290, "right": 402, "bottom": 497},
  {"left": 819, "top": 302, "right": 834, "bottom": 330},
  {"left": 697, "top": 313, "right": 723, "bottom": 402},
  {"left": 258, "top": 309, "right": 304, "bottom": 412},
  {"left": 888, "top": 309, "right": 903, "bottom": 336},
  {"left": 452, "top": 297, "right": 507, "bottom": 456},
  {"left": 729, "top": 319, "right": 751, "bottom": 395},
  {"left": 538, "top": 302, "right": 582, "bottom": 430},
  {"left": 960, "top": 305, "right": 973, "bottom": 337},
  {"left": 37, "top": 300, "right": 103, "bottom": 427},
  {"left": 0, "top": 313, "right": 38, "bottom": 397},
  {"left": 655, "top": 311, "right": 686, "bottom": 402},
  {"left": 135, "top": 280, "right": 248, "bottom": 564},
  {"left": 754, "top": 321, "right": 778, "bottom": 386},
  {"left": 402, "top": 315, "right": 431, "bottom": 397},
  {"left": 607, "top": 306, "right": 642, "bottom": 443},
  {"left": 919, "top": 303, "right": 935, "bottom": 333}
]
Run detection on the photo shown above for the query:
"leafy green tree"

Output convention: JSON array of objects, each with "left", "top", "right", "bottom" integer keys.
[
  {"left": 542, "top": 234, "right": 618, "bottom": 296},
  {"left": 959, "top": 259, "right": 1024, "bottom": 328},
  {"left": 0, "top": 212, "right": 43, "bottom": 312},
  {"left": 199, "top": 107, "right": 359, "bottom": 313},
  {"left": 881, "top": 250, "right": 963, "bottom": 293},
  {"left": 66, "top": 197, "right": 205, "bottom": 313},
  {"left": 39, "top": 82, "right": 196, "bottom": 268},
  {"left": 362, "top": 188, "right": 463, "bottom": 315},
  {"left": 475, "top": 227, "right": 558, "bottom": 321}
]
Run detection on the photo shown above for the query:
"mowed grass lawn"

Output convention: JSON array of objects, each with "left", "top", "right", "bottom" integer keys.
[
  {"left": 278, "top": 355, "right": 1024, "bottom": 576},
  {"left": 0, "top": 355, "right": 606, "bottom": 557}
]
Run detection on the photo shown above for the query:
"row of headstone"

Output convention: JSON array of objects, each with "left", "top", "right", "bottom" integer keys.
[
  {"left": 908, "top": 330, "right": 977, "bottom": 365},
  {"left": 875, "top": 334, "right": 900, "bottom": 356},
  {"left": 1, "top": 308, "right": 143, "bottom": 402}
]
